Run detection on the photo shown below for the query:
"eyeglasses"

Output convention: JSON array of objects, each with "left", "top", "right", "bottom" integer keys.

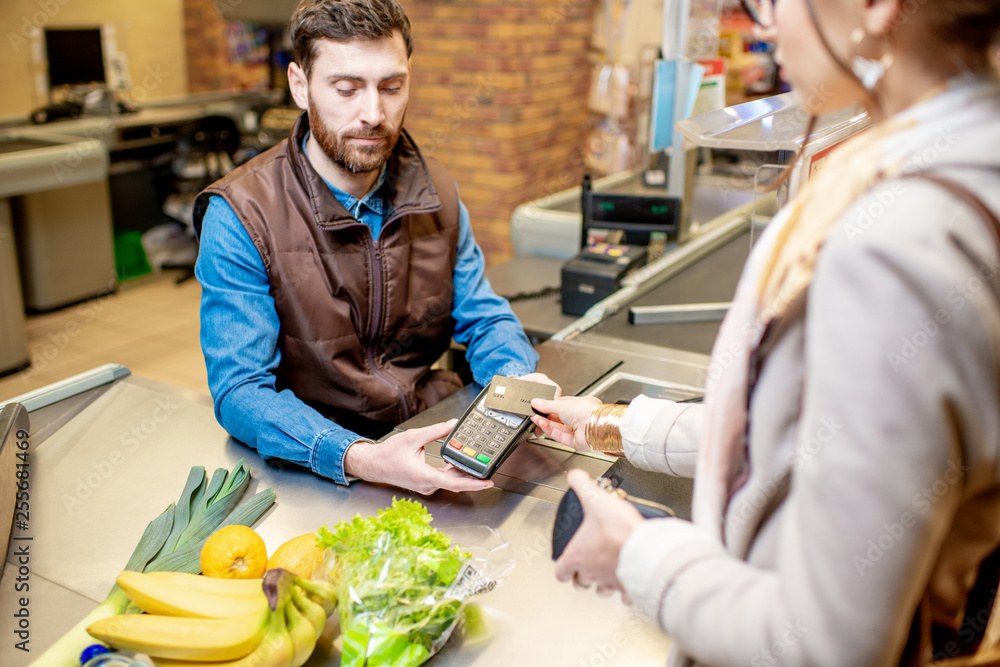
[{"left": 740, "top": 0, "right": 776, "bottom": 29}]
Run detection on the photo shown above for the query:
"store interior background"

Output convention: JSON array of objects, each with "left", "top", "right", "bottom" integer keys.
[{"left": 0, "top": 0, "right": 773, "bottom": 400}]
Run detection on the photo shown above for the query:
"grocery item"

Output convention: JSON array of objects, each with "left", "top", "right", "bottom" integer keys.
[
  {"left": 143, "top": 571, "right": 264, "bottom": 598},
  {"left": 32, "top": 460, "right": 276, "bottom": 667},
  {"left": 117, "top": 571, "right": 267, "bottom": 618},
  {"left": 316, "top": 499, "right": 504, "bottom": 667},
  {"left": 86, "top": 609, "right": 270, "bottom": 661},
  {"left": 289, "top": 585, "right": 327, "bottom": 641},
  {"left": 200, "top": 525, "right": 268, "bottom": 579},
  {"left": 284, "top": 599, "right": 317, "bottom": 667},
  {"left": 266, "top": 533, "right": 326, "bottom": 579},
  {"left": 89, "top": 569, "right": 337, "bottom": 667}
]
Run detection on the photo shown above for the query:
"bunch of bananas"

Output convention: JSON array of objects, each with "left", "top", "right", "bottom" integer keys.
[{"left": 86, "top": 569, "right": 338, "bottom": 667}]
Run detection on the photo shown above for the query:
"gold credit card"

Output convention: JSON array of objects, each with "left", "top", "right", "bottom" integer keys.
[{"left": 482, "top": 375, "right": 556, "bottom": 417}]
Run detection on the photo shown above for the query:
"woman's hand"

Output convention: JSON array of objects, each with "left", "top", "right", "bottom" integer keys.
[
  {"left": 530, "top": 395, "right": 602, "bottom": 451},
  {"left": 514, "top": 372, "right": 563, "bottom": 398},
  {"left": 554, "top": 469, "right": 644, "bottom": 596}
]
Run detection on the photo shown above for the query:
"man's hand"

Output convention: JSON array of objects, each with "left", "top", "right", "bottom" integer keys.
[{"left": 343, "top": 421, "right": 494, "bottom": 495}]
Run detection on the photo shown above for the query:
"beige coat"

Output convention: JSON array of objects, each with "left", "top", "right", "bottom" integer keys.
[{"left": 616, "top": 80, "right": 1000, "bottom": 666}]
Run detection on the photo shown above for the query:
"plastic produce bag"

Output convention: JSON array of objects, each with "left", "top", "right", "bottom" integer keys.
[{"left": 316, "top": 499, "right": 513, "bottom": 666}]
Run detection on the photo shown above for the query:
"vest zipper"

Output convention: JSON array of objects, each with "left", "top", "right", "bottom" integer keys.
[{"left": 366, "top": 238, "right": 411, "bottom": 422}]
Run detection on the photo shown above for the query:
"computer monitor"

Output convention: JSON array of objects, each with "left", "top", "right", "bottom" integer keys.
[{"left": 44, "top": 27, "right": 106, "bottom": 89}]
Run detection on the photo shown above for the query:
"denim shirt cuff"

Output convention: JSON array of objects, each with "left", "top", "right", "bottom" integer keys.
[
  {"left": 495, "top": 362, "right": 536, "bottom": 379},
  {"left": 310, "top": 428, "right": 364, "bottom": 485}
]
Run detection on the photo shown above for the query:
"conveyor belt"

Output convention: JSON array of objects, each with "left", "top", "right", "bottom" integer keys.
[{"left": 589, "top": 230, "right": 753, "bottom": 354}]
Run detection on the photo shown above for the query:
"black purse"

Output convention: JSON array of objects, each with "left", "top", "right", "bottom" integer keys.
[{"left": 551, "top": 477, "right": 675, "bottom": 560}]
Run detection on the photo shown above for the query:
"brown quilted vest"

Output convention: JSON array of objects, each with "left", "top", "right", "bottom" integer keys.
[{"left": 193, "top": 113, "right": 463, "bottom": 438}]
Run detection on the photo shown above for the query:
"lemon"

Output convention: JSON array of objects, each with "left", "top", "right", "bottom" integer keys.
[
  {"left": 266, "top": 533, "right": 326, "bottom": 580},
  {"left": 200, "top": 525, "right": 268, "bottom": 579}
]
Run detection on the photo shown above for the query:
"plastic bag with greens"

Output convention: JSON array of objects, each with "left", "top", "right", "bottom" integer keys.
[{"left": 316, "top": 498, "right": 511, "bottom": 666}]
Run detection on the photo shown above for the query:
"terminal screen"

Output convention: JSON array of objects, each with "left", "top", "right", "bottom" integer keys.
[{"left": 45, "top": 28, "right": 105, "bottom": 88}]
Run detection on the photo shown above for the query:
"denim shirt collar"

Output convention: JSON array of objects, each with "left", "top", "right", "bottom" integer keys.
[{"left": 302, "top": 131, "right": 387, "bottom": 222}]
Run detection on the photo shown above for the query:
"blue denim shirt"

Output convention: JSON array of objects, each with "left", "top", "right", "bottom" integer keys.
[{"left": 196, "top": 150, "right": 537, "bottom": 485}]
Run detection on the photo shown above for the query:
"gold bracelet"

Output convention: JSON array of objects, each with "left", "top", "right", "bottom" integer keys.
[{"left": 584, "top": 403, "right": 628, "bottom": 454}]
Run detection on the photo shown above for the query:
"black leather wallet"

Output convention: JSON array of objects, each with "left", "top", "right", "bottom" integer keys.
[{"left": 551, "top": 478, "right": 675, "bottom": 560}]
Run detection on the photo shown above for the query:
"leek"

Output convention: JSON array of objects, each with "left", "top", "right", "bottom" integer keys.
[{"left": 31, "top": 459, "right": 276, "bottom": 667}]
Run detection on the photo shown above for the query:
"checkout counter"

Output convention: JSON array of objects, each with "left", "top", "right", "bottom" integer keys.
[
  {"left": 0, "top": 130, "right": 111, "bottom": 376},
  {"left": 0, "top": 337, "right": 704, "bottom": 666}
]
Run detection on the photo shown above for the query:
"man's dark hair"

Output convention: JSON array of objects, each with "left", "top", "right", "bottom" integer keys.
[{"left": 290, "top": 0, "right": 413, "bottom": 79}]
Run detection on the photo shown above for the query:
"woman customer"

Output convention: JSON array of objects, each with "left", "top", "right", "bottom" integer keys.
[{"left": 532, "top": 0, "right": 1000, "bottom": 664}]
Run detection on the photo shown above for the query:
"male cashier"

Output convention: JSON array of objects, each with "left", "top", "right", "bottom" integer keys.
[{"left": 194, "top": 0, "right": 551, "bottom": 495}]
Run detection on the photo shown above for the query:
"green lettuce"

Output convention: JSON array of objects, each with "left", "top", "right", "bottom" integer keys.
[{"left": 317, "top": 498, "right": 470, "bottom": 666}]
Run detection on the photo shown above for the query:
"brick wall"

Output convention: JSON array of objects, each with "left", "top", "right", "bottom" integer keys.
[{"left": 402, "top": 0, "right": 593, "bottom": 263}]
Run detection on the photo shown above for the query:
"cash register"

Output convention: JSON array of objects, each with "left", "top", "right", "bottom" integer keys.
[{"left": 560, "top": 173, "right": 683, "bottom": 315}]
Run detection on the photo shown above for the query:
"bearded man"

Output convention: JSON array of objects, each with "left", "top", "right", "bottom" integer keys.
[{"left": 194, "top": 0, "right": 551, "bottom": 495}]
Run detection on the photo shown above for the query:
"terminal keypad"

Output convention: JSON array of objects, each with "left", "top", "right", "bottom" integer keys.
[{"left": 447, "top": 405, "right": 525, "bottom": 466}]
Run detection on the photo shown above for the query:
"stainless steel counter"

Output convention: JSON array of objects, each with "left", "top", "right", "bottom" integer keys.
[
  {"left": 483, "top": 255, "right": 573, "bottom": 343},
  {"left": 0, "top": 351, "right": 708, "bottom": 666}
]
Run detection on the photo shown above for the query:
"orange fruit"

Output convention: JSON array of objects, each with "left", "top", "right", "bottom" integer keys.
[
  {"left": 266, "top": 533, "right": 326, "bottom": 580},
  {"left": 200, "top": 525, "right": 268, "bottom": 579}
]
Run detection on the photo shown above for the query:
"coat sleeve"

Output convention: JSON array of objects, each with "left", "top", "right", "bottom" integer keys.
[{"left": 622, "top": 395, "right": 704, "bottom": 478}]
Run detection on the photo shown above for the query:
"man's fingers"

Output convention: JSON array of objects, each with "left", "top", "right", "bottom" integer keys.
[
  {"left": 433, "top": 466, "right": 494, "bottom": 492},
  {"left": 430, "top": 464, "right": 493, "bottom": 491},
  {"left": 403, "top": 420, "right": 456, "bottom": 443}
]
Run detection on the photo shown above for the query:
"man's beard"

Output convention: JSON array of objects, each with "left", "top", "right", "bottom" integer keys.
[{"left": 308, "top": 98, "right": 401, "bottom": 174}]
